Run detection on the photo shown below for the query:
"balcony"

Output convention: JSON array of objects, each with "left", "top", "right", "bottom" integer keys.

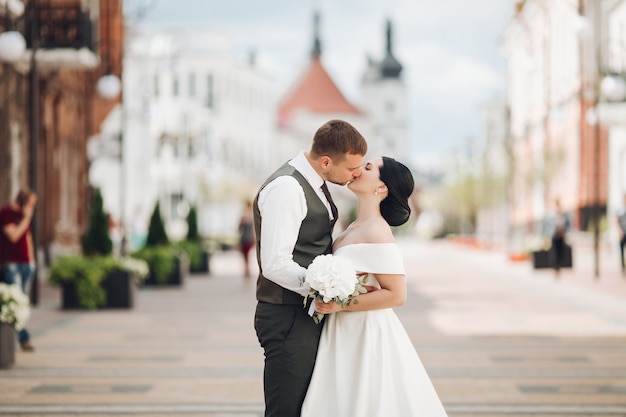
[
  {"left": 1, "top": 2, "right": 98, "bottom": 70},
  {"left": 25, "top": 3, "right": 93, "bottom": 50}
]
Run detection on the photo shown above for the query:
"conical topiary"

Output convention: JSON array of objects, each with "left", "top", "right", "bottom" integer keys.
[
  {"left": 81, "top": 187, "right": 113, "bottom": 256},
  {"left": 186, "top": 205, "right": 199, "bottom": 241},
  {"left": 145, "top": 201, "right": 169, "bottom": 247}
]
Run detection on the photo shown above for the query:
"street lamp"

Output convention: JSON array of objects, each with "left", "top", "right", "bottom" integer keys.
[
  {"left": 0, "top": 30, "right": 25, "bottom": 61},
  {"left": 601, "top": 74, "right": 626, "bottom": 103},
  {"left": 97, "top": 74, "right": 121, "bottom": 100}
]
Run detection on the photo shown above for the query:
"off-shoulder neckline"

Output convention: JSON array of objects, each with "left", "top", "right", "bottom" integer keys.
[{"left": 334, "top": 242, "right": 397, "bottom": 252}]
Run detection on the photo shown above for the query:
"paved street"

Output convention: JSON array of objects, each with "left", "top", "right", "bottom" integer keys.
[{"left": 1, "top": 238, "right": 626, "bottom": 416}]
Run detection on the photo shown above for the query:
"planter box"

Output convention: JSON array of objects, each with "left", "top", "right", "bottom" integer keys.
[
  {"left": 61, "top": 281, "right": 80, "bottom": 309},
  {"left": 532, "top": 245, "right": 573, "bottom": 269},
  {"left": 190, "top": 251, "right": 211, "bottom": 275},
  {"left": 144, "top": 254, "right": 189, "bottom": 286},
  {"left": 531, "top": 250, "right": 552, "bottom": 269},
  {"left": 0, "top": 322, "right": 15, "bottom": 369},
  {"left": 102, "top": 270, "right": 134, "bottom": 308},
  {"left": 61, "top": 270, "right": 134, "bottom": 309}
]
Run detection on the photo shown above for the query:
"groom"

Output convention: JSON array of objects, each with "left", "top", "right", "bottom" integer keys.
[{"left": 253, "top": 119, "right": 367, "bottom": 417}]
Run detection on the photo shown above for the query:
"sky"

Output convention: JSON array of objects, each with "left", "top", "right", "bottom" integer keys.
[{"left": 137, "top": 0, "right": 517, "bottom": 169}]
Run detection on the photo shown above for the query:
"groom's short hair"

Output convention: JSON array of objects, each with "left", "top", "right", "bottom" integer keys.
[{"left": 310, "top": 119, "right": 367, "bottom": 160}]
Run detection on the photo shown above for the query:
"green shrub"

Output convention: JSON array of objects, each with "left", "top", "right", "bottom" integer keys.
[
  {"left": 132, "top": 246, "right": 176, "bottom": 284},
  {"left": 186, "top": 206, "right": 199, "bottom": 241},
  {"left": 146, "top": 202, "right": 169, "bottom": 247},
  {"left": 49, "top": 256, "right": 121, "bottom": 309},
  {"left": 81, "top": 188, "right": 113, "bottom": 256},
  {"left": 175, "top": 240, "right": 203, "bottom": 270}
]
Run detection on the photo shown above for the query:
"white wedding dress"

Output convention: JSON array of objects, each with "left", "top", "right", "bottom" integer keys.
[{"left": 301, "top": 243, "right": 448, "bottom": 417}]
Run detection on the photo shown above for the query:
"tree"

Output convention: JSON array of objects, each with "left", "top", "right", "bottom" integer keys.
[
  {"left": 186, "top": 205, "right": 199, "bottom": 241},
  {"left": 145, "top": 202, "right": 169, "bottom": 247},
  {"left": 81, "top": 188, "right": 113, "bottom": 256}
]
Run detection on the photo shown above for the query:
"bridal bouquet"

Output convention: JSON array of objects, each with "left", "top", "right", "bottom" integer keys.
[
  {"left": 303, "top": 254, "right": 368, "bottom": 324},
  {"left": 0, "top": 283, "right": 31, "bottom": 331}
]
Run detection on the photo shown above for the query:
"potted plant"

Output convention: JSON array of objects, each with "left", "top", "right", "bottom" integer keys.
[
  {"left": 133, "top": 202, "right": 188, "bottom": 286},
  {"left": 0, "top": 283, "right": 30, "bottom": 368},
  {"left": 48, "top": 188, "right": 149, "bottom": 309},
  {"left": 81, "top": 188, "right": 113, "bottom": 257},
  {"left": 176, "top": 206, "right": 210, "bottom": 274},
  {"left": 103, "top": 257, "right": 150, "bottom": 308},
  {"left": 49, "top": 255, "right": 149, "bottom": 309}
]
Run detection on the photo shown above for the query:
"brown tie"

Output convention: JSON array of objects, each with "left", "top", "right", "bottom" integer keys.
[{"left": 320, "top": 182, "right": 338, "bottom": 228}]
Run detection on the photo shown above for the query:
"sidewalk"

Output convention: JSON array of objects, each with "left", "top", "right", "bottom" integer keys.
[
  {"left": 1, "top": 240, "right": 626, "bottom": 416},
  {"left": 450, "top": 232, "right": 626, "bottom": 303},
  {"left": 407, "top": 238, "right": 626, "bottom": 337}
]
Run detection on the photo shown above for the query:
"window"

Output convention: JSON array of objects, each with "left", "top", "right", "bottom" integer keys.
[
  {"left": 173, "top": 76, "right": 179, "bottom": 97},
  {"left": 153, "top": 74, "right": 159, "bottom": 97},
  {"left": 207, "top": 74, "right": 214, "bottom": 108},
  {"left": 188, "top": 73, "right": 196, "bottom": 97},
  {"left": 170, "top": 192, "right": 185, "bottom": 219}
]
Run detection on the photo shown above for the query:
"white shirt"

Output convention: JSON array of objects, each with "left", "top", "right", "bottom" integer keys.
[{"left": 257, "top": 151, "right": 336, "bottom": 296}]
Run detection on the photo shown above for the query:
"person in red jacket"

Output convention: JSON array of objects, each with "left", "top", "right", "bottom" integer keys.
[{"left": 0, "top": 189, "right": 37, "bottom": 351}]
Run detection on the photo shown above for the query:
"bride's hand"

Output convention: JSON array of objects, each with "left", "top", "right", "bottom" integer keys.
[{"left": 314, "top": 299, "right": 343, "bottom": 314}]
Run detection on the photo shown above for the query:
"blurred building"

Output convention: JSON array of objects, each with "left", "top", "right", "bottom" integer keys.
[
  {"left": 90, "top": 27, "right": 275, "bottom": 246},
  {"left": 276, "top": 12, "right": 408, "bottom": 226},
  {"left": 597, "top": 2, "right": 626, "bottom": 248},
  {"left": 501, "top": 0, "right": 626, "bottom": 251},
  {"left": 0, "top": 0, "right": 123, "bottom": 262}
]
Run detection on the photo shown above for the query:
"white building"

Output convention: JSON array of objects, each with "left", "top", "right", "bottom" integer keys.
[
  {"left": 91, "top": 12, "right": 409, "bottom": 246},
  {"left": 598, "top": 0, "right": 626, "bottom": 250},
  {"left": 501, "top": 0, "right": 589, "bottom": 246},
  {"left": 91, "top": 27, "right": 275, "bottom": 248},
  {"left": 502, "top": 0, "right": 626, "bottom": 265}
]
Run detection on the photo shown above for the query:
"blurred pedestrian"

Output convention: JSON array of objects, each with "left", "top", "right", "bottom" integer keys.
[
  {"left": 547, "top": 199, "right": 570, "bottom": 277},
  {"left": 616, "top": 193, "right": 626, "bottom": 275},
  {"left": 0, "top": 189, "right": 37, "bottom": 351},
  {"left": 238, "top": 200, "right": 255, "bottom": 278}
]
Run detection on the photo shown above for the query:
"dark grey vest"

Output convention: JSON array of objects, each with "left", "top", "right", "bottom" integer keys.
[{"left": 254, "top": 162, "right": 333, "bottom": 305}]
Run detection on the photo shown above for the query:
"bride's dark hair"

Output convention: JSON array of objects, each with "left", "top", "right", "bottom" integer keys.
[{"left": 379, "top": 157, "right": 414, "bottom": 227}]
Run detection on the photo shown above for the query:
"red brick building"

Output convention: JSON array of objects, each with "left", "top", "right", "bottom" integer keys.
[{"left": 0, "top": 0, "right": 123, "bottom": 264}]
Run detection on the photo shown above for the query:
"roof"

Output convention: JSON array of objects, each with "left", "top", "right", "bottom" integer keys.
[{"left": 278, "top": 56, "right": 361, "bottom": 126}]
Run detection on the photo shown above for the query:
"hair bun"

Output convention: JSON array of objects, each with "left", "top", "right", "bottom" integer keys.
[
  {"left": 378, "top": 157, "right": 414, "bottom": 227},
  {"left": 380, "top": 198, "right": 410, "bottom": 227}
]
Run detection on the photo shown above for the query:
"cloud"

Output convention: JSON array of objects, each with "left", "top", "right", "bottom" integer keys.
[{"left": 403, "top": 42, "right": 504, "bottom": 109}]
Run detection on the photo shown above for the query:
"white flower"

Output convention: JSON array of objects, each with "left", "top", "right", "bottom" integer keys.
[
  {"left": 121, "top": 257, "right": 149, "bottom": 282},
  {"left": 303, "top": 254, "right": 366, "bottom": 323},
  {"left": 0, "top": 283, "right": 31, "bottom": 330}
]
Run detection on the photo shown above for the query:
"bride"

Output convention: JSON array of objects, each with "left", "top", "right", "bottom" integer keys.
[{"left": 301, "top": 156, "right": 448, "bottom": 417}]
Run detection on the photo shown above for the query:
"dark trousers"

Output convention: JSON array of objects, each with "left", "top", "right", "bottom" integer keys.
[
  {"left": 254, "top": 301, "right": 323, "bottom": 417},
  {"left": 552, "top": 235, "right": 565, "bottom": 271},
  {"left": 619, "top": 233, "right": 626, "bottom": 271}
]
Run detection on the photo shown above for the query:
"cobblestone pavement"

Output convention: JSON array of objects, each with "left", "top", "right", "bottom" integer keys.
[{"left": 1, "top": 238, "right": 626, "bottom": 416}]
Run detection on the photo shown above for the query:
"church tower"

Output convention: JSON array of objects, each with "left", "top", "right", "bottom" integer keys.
[
  {"left": 361, "top": 19, "right": 407, "bottom": 159},
  {"left": 276, "top": 11, "right": 362, "bottom": 160}
]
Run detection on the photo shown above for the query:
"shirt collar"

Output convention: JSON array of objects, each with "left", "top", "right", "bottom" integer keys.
[{"left": 290, "top": 150, "right": 325, "bottom": 190}]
